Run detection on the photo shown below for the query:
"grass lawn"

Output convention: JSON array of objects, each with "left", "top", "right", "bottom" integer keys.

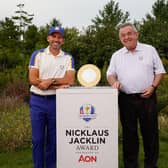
[
  {"left": 119, "top": 130, "right": 168, "bottom": 168},
  {"left": 0, "top": 130, "right": 168, "bottom": 168},
  {"left": 0, "top": 147, "right": 33, "bottom": 168}
]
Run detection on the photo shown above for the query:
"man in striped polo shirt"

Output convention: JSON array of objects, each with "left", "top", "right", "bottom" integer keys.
[{"left": 29, "top": 26, "right": 75, "bottom": 168}]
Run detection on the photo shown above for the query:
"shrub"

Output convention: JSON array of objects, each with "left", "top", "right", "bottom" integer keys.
[
  {"left": 157, "top": 74, "right": 168, "bottom": 111},
  {"left": 4, "top": 79, "right": 29, "bottom": 102},
  {"left": 0, "top": 98, "right": 31, "bottom": 152},
  {"left": 159, "top": 105, "right": 168, "bottom": 131}
]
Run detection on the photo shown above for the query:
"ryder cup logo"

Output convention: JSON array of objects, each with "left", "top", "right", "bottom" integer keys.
[{"left": 80, "top": 104, "right": 96, "bottom": 122}]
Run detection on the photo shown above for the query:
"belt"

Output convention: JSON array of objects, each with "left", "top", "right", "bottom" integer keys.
[
  {"left": 119, "top": 91, "right": 142, "bottom": 98},
  {"left": 31, "top": 92, "right": 56, "bottom": 98}
]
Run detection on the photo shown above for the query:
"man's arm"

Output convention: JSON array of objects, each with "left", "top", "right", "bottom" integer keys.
[
  {"left": 29, "top": 68, "right": 52, "bottom": 90},
  {"left": 107, "top": 74, "right": 121, "bottom": 89},
  {"left": 48, "top": 70, "right": 75, "bottom": 89},
  {"left": 152, "top": 73, "right": 165, "bottom": 88},
  {"left": 52, "top": 70, "right": 75, "bottom": 85},
  {"left": 141, "top": 73, "right": 165, "bottom": 98},
  {"left": 29, "top": 68, "right": 75, "bottom": 90},
  {"left": 29, "top": 68, "right": 41, "bottom": 86}
]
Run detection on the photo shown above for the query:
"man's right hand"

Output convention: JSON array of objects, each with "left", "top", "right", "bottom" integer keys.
[
  {"left": 112, "top": 81, "right": 122, "bottom": 89},
  {"left": 38, "top": 79, "right": 52, "bottom": 90}
]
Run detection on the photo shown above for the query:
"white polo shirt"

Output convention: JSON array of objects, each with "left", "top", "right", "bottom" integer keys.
[
  {"left": 29, "top": 47, "right": 75, "bottom": 95},
  {"left": 107, "top": 42, "right": 166, "bottom": 94}
]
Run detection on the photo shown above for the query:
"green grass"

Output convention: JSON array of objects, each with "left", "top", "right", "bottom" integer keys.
[
  {"left": 0, "top": 148, "right": 33, "bottom": 168},
  {"left": 0, "top": 131, "right": 167, "bottom": 168},
  {"left": 119, "top": 130, "right": 168, "bottom": 168},
  {"left": 157, "top": 130, "right": 168, "bottom": 167}
]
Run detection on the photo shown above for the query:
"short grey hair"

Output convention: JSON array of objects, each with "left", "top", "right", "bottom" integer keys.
[{"left": 118, "top": 23, "right": 138, "bottom": 32}]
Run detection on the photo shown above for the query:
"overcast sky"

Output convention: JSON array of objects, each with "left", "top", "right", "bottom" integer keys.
[{"left": 1, "top": 0, "right": 156, "bottom": 30}]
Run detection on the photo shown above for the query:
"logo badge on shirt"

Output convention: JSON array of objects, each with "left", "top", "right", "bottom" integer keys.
[
  {"left": 60, "top": 65, "right": 65, "bottom": 70},
  {"left": 138, "top": 56, "right": 143, "bottom": 60}
]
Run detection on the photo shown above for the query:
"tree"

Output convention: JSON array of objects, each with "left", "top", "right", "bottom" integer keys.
[
  {"left": 0, "top": 17, "right": 22, "bottom": 69},
  {"left": 63, "top": 27, "right": 80, "bottom": 61},
  {"left": 87, "top": 0, "right": 130, "bottom": 68},
  {"left": 75, "top": 0, "right": 130, "bottom": 85},
  {"left": 12, "top": 3, "right": 34, "bottom": 41},
  {"left": 23, "top": 25, "right": 39, "bottom": 55},
  {"left": 92, "top": 0, "right": 129, "bottom": 28},
  {"left": 140, "top": 0, "right": 168, "bottom": 58},
  {"left": 48, "top": 18, "right": 62, "bottom": 27}
]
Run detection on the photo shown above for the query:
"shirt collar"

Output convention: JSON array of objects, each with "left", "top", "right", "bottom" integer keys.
[
  {"left": 45, "top": 46, "right": 63, "bottom": 56},
  {"left": 123, "top": 42, "right": 142, "bottom": 53}
]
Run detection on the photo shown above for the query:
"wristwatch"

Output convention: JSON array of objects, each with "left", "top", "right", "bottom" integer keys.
[
  {"left": 51, "top": 78, "right": 57, "bottom": 85},
  {"left": 151, "top": 84, "right": 157, "bottom": 90}
]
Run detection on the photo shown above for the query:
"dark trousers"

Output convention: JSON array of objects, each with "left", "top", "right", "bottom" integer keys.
[
  {"left": 30, "top": 94, "right": 56, "bottom": 168},
  {"left": 119, "top": 92, "right": 159, "bottom": 168}
]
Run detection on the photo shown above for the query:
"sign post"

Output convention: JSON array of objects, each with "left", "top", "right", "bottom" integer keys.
[{"left": 56, "top": 87, "right": 118, "bottom": 168}]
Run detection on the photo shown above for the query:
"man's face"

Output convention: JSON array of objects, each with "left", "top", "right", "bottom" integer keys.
[
  {"left": 119, "top": 26, "right": 139, "bottom": 51},
  {"left": 47, "top": 32, "right": 64, "bottom": 50}
]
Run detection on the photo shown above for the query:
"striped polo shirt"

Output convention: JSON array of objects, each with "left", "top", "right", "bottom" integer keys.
[{"left": 29, "top": 46, "right": 75, "bottom": 95}]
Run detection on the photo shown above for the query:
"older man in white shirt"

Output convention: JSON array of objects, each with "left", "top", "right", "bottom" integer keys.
[{"left": 107, "top": 23, "right": 166, "bottom": 168}]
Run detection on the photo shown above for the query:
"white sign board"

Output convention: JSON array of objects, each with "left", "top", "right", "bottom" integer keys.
[{"left": 56, "top": 87, "right": 118, "bottom": 168}]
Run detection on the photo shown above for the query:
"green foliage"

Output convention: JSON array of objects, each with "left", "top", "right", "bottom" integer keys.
[
  {"left": 100, "top": 61, "right": 109, "bottom": 85},
  {"left": 92, "top": 0, "right": 129, "bottom": 27},
  {"left": 139, "top": 0, "right": 168, "bottom": 58},
  {"left": 0, "top": 49, "right": 24, "bottom": 70},
  {"left": 0, "top": 102, "right": 31, "bottom": 152},
  {"left": 152, "top": 0, "right": 168, "bottom": 20},
  {"left": 23, "top": 25, "right": 39, "bottom": 55},
  {"left": 159, "top": 106, "right": 168, "bottom": 131},
  {"left": 34, "top": 26, "right": 48, "bottom": 49},
  {"left": 0, "top": 148, "right": 33, "bottom": 168},
  {"left": 48, "top": 18, "right": 62, "bottom": 27},
  {"left": 0, "top": 17, "right": 20, "bottom": 45},
  {"left": 0, "top": 74, "right": 30, "bottom": 152},
  {"left": 0, "top": 17, "right": 23, "bottom": 70},
  {"left": 92, "top": 0, "right": 130, "bottom": 58},
  {"left": 66, "top": 0, "right": 130, "bottom": 84},
  {"left": 162, "top": 57, "right": 168, "bottom": 72},
  {"left": 0, "top": 62, "right": 29, "bottom": 91},
  {"left": 84, "top": 0, "right": 129, "bottom": 84},
  {"left": 63, "top": 27, "right": 79, "bottom": 54},
  {"left": 157, "top": 74, "right": 168, "bottom": 111}
]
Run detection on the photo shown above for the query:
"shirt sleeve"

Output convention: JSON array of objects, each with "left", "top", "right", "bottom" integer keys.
[
  {"left": 106, "top": 54, "right": 117, "bottom": 78},
  {"left": 67, "top": 55, "right": 75, "bottom": 71},
  {"left": 152, "top": 47, "right": 166, "bottom": 74},
  {"left": 29, "top": 50, "right": 40, "bottom": 69}
]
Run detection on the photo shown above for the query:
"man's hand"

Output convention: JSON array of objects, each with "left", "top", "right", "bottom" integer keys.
[
  {"left": 38, "top": 79, "right": 52, "bottom": 90},
  {"left": 112, "top": 81, "right": 122, "bottom": 89},
  {"left": 107, "top": 75, "right": 121, "bottom": 89},
  {"left": 141, "top": 86, "right": 155, "bottom": 98}
]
